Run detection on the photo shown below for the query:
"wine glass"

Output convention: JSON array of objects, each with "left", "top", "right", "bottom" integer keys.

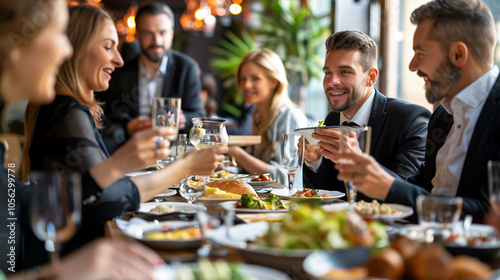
[
  {"left": 29, "top": 171, "right": 81, "bottom": 268},
  {"left": 189, "top": 117, "right": 229, "bottom": 150},
  {"left": 339, "top": 126, "right": 371, "bottom": 204},
  {"left": 281, "top": 133, "right": 304, "bottom": 196},
  {"left": 152, "top": 97, "right": 181, "bottom": 167},
  {"left": 179, "top": 175, "right": 206, "bottom": 204},
  {"left": 196, "top": 202, "right": 228, "bottom": 257}
]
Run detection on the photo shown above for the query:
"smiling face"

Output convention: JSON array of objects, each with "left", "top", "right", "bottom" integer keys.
[
  {"left": 409, "top": 19, "right": 462, "bottom": 103},
  {"left": 322, "top": 49, "right": 373, "bottom": 113},
  {"left": 79, "top": 19, "right": 124, "bottom": 93},
  {"left": 6, "top": 0, "right": 73, "bottom": 103},
  {"left": 136, "top": 13, "right": 174, "bottom": 63},
  {"left": 238, "top": 62, "right": 278, "bottom": 107}
]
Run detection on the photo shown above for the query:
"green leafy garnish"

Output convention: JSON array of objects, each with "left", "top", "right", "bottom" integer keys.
[{"left": 317, "top": 120, "right": 325, "bottom": 127}]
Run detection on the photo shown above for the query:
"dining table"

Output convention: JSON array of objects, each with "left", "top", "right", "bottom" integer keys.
[{"left": 105, "top": 181, "right": 349, "bottom": 279}]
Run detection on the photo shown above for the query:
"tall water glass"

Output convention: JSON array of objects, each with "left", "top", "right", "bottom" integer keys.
[
  {"left": 281, "top": 134, "right": 304, "bottom": 196},
  {"left": 152, "top": 97, "right": 181, "bottom": 166},
  {"left": 339, "top": 126, "right": 371, "bottom": 203},
  {"left": 29, "top": 171, "right": 81, "bottom": 268},
  {"left": 488, "top": 160, "right": 500, "bottom": 211}
]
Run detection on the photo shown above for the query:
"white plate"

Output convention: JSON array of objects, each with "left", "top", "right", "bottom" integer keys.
[
  {"left": 399, "top": 223, "right": 499, "bottom": 246},
  {"left": 198, "top": 197, "right": 240, "bottom": 202},
  {"left": 153, "top": 262, "right": 290, "bottom": 280},
  {"left": 247, "top": 179, "right": 277, "bottom": 189},
  {"left": 294, "top": 126, "right": 343, "bottom": 147},
  {"left": 271, "top": 189, "right": 345, "bottom": 203},
  {"left": 209, "top": 222, "right": 315, "bottom": 271},
  {"left": 358, "top": 203, "right": 414, "bottom": 221},
  {"left": 138, "top": 201, "right": 203, "bottom": 215},
  {"left": 153, "top": 189, "right": 177, "bottom": 198},
  {"left": 219, "top": 201, "right": 290, "bottom": 213},
  {"left": 126, "top": 171, "right": 153, "bottom": 177},
  {"left": 122, "top": 220, "right": 201, "bottom": 250}
]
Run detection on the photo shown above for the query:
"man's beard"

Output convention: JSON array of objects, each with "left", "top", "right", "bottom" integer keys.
[
  {"left": 141, "top": 45, "right": 168, "bottom": 63},
  {"left": 421, "top": 57, "right": 462, "bottom": 104},
  {"left": 328, "top": 86, "right": 365, "bottom": 113}
]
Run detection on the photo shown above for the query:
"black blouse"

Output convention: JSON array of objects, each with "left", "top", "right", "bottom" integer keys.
[{"left": 24, "top": 95, "right": 140, "bottom": 269}]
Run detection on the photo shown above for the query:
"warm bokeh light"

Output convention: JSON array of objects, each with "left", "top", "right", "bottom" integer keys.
[
  {"left": 67, "top": 1, "right": 79, "bottom": 6},
  {"left": 126, "top": 34, "right": 135, "bottom": 42},
  {"left": 127, "top": 16, "right": 136, "bottom": 29},
  {"left": 194, "top": 19, "right": 204, "bottom": 29},
  {"left": 229, "top": 4, "right": 242, "bottom": 15},
  {"left": 195, "top": 8, "right": 208, "bottom": 20},
  {"left": 232, "top": 0, "right": 243, "bottom": 4},
  {"left": 92, "top": 0, "right": 101, "bottom": 3},
  {"left": 115, "top": 20, "right": 125, "bottom": 33}
]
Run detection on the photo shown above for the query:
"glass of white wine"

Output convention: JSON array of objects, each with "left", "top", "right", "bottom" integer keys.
[
  {"left": 152, "top": 97, "right": 181, "bottom": 167},
  {"left": 281, "top": 133, "right": 304, "bottom": 196}
]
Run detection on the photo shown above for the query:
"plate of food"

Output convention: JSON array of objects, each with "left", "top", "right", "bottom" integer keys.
[
  {"left": 294, "top": 124, "right": 343, "bottom": 147},
  {"left": 239, "top": 174, "right": 276, "bottom": 189},
  {"left": 219, "top": 194, "right": 291, "bottom": 213},
  {"left": 271, "top": 188, "right": 345, "bottom": 203},
  {"left": 153, "top": 259, "right": 290, "bottom": 280},
  {"left": 399, "top": 223, "right": 500, "bottom": 264},
  {"left": 209, "top": 204, "right": 389, "bottom": 272},
  {"left": 134, "top": 202, "right": 204, "bottom": 220},
  {"left": 198, "top": 179, "right": 260, "bottom": 202},
  {"left": 353, "top": 200, "right": 414, "bottom": 221},
  {"left": 122, "top": 219, "right": 202, "bottom": 250}
]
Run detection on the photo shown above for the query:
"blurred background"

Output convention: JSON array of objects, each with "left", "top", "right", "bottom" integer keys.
[{"left": 2, "top": 0, "right": 500, "bottom": 134}]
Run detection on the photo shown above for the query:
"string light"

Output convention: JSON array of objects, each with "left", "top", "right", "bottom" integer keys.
[{"left": 181, "top": 0, "right": 244, "bottom": 36}]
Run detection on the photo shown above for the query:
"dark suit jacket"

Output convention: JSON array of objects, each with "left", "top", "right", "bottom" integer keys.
[
  {"left": 386, "top": 74, "right": 500, "bottom": 223},
  {"left": 96, "top": 50, "right": 204, "bottom": 153},
  {"left": 303, "top": 90, "right": 431, "bottom": 202}
]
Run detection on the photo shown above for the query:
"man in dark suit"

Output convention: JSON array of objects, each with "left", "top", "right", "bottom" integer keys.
[
  {"left": 303, "top": 30, "right": 431, "bottom": 202},
  {"left": 335, "top": 0, "right": 499, "bottom": 222},
  {"left": 96, "top": 2, "right": 204, "bottom": 153}
]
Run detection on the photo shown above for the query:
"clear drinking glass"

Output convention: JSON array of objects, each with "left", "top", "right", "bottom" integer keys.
[
  {"left": 339, "top": 126, "right": 371, "bottom": 204},
  {"left": 152, "top": 97, "right": 182, "bottom": 166},
  {"left": 416, "top": 195, "right": 463, "bottom": 242},
  {"left": 29, "top": 171, "right": 81, "bottom": 268},
  {"left": 488, "top": 160, "right": 500, "bottom": 211},
  {"left": 281, "top": 133, "right": 304, "bottom": 196},
  {"left": 189, "top": 117, "right": 229, "bottom": 150},
  {"left": 196, "top": 202, "right": 228, "bottom": 257},
  {"left": 179, "top": 175, "right": 206, "bottom": 204}
]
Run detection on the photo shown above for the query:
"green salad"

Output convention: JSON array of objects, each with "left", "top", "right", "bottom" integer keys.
[
  {"left": 255, "top": 204, "right": 388, "bottom": 250},
  {"left": 177, "top": 259, "right": 253, "bottom": 280},
  {"left": 235, "top": 194, "right": 289, "bottom": 210}
]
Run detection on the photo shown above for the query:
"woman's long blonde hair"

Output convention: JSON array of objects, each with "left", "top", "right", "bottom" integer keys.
[
  {"left": 235, "top": 48, "right": 299, "bottom": 159},
  {"left": 22, "top": 5, "right": 111, "bottom": 181}
]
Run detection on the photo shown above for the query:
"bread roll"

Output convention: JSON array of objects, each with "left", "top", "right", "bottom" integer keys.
[
  {"left": 408, "top": 246, "right": 453, "bottom": 280},
  {"left": 450, "top": 256, "right": 491, "bottom": 279},
  {"left": 207, "top": 179, "right": 258, "bottom": 196},
  {"left": 366, "top": 248, "right": 404, "bottom": 279}
]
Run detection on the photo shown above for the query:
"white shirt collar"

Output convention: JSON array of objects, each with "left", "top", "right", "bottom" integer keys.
[
  {"left": 340, "top": 89, "right": 375, "bottom": 126},
  {"left": 139, "top": 55, "right": 168, "bottom": 78},
  {"left": 441, "top": 66, "right": 499, "bottom": 115}
]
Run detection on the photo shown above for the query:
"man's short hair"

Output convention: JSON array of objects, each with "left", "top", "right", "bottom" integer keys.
[
  {"left": 411, "top": 0, "right": 496, "bottom": 65},
  {"left": 135, "top": 2, "right": 175, "bottom": 30},
  {"left": 325, "top": 30, "right": 378, "bottom": 72}
]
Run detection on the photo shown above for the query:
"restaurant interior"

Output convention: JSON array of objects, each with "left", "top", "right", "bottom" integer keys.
[{"left": 3, "top": 0, "right": 500, "bottom": 279}]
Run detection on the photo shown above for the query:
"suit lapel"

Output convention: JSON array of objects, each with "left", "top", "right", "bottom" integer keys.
[
  {"left": 367, "top": 90, "right": 387, "bottom": 154},
  {"left": 463, "top": 74, "right": 500, "bottom": 158}
]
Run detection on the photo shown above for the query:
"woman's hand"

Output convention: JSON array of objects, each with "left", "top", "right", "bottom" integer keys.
[
  {"left": 110, "top": 127, "right": 173, "bottom": 174},
  {"left": 182, "top": 147, "right": 228, "bottom": 176}
]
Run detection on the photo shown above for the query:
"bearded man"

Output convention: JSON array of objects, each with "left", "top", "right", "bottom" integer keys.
[{"left": 335, "top": 0, "right": 500, "bottom": 223}]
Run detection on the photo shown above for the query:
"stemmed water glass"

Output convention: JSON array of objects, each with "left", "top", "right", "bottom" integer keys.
[
  {"left": 152, "top": 97, "right": 181, "bottom": 167},
  {"left": 339, "top": 126, "right": 371, "bottom": 204},
  {"left": 281, "top": 134, "right": 304, "bottom": 196},
  {"left": 29, "top": 171, "right": 81, "bottom": 268},
  {"left": 179, "top": 176, "right": 206, "bottom": 204}
]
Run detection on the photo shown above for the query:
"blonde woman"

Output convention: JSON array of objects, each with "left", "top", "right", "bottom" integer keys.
[
  {"left": 228, "top": 49, "right": 309, "bottom": 184},
  {"left": 21, "top": 5, "right": 226, "bottom": 266}
]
